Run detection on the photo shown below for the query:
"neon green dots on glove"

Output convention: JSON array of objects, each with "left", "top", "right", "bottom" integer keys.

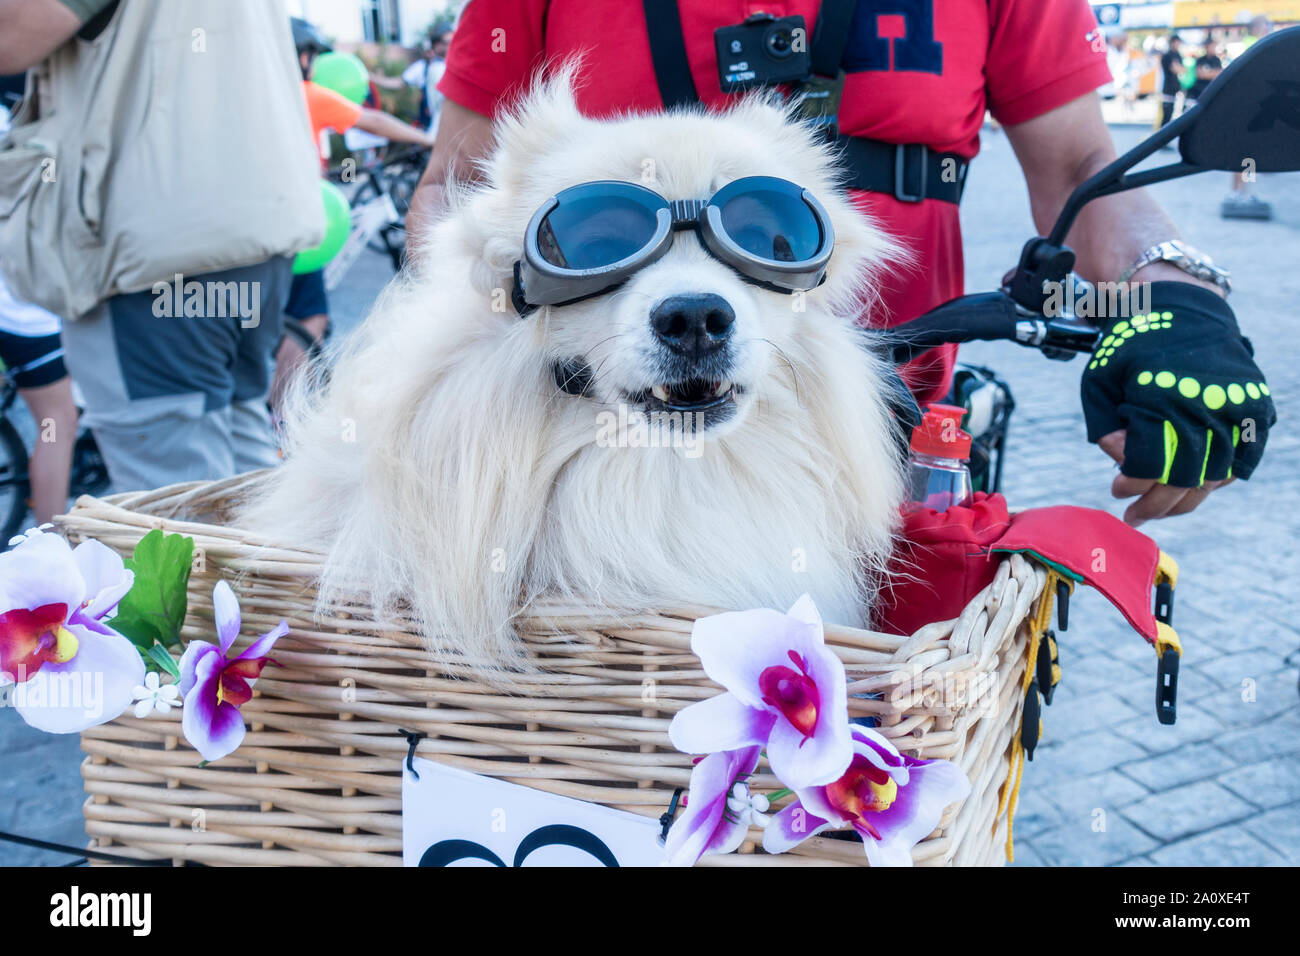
[
  {"left": 1088, "top": 313, "right": 1176, "bottom": 369},
  {"left": 1135, "top": 369, "right": 1271, "bottom": 414},
  {"left": 1080, "top": 282, "right": 1276, "bottom": 486}
]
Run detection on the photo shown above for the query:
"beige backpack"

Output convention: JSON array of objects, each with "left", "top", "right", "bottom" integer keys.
[{"left": 0, "top": 0, "right": 324, "bottom": 319}]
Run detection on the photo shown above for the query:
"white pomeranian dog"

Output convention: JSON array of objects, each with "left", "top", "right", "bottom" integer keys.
[{"left": 243, "top": 73, "right": 905, "bottom": 672}]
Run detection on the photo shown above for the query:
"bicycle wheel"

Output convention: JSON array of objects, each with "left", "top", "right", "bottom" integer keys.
[
  {"left": 358, "top": 169, "right": 399, "bottom": 257},
  {"left": 366, "top": 163, "right": 420, "bottom": 262},
  {"left": 0, "top": 415, "right": 31, "bottom": 544},
  {"left": 387, "top": 163, "right": 420, "bottom": 217}
]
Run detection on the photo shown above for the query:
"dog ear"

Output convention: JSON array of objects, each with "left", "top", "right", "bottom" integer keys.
[{"left": 485, "top": 60, "right": 590, "bottom": 190}]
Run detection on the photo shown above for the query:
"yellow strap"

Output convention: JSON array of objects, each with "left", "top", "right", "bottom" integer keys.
[
  {"left": 1156, "top": 621, "right": 1182, "bottom": 657},
  {"left": 1156, "top": 549, "right": 1179, "bottom": 588},
  {"left": 1001, "top": 565, "right": 1062, "bottom": 863},
  {"left": 1021, "top": 569, "right": 1060, "bottom": 692},
  {"left": 1003, "top": 738, "right": 1026, "bottom": 863},
  {"left": 1005, "top": 558, "right": 1179, "bottom": 863}
]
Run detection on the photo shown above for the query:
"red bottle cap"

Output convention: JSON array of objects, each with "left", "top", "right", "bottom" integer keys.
[{"left": 909, "top": 403, "right": 972, "bottom": 459}]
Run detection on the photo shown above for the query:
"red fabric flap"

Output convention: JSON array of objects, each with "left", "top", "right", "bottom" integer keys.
[
  {"left": 898, "top": 491, "right": 1011, "bottom": 545},
  {"left": 878, "top": 497, "right": 1165, "bottom": 646},
  {"left": 991, "top": 506, "right": 1162, "bottom": 644},
  {"left": 876, "top": 493, "right": 1010, "bottom": 636}
]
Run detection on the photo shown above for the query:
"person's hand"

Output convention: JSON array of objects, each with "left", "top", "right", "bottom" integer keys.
[{"left": 1080, "top": 282, "right": 1276, "bottom": 526}]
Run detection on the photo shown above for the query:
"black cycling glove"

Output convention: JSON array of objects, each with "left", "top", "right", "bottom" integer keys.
[{"left": 1080, "top": 281, "right": 1275, "bottom": 487}]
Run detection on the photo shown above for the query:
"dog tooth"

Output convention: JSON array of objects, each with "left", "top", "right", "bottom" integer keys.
[{"left": 651, "top": 385, "right": 669, "bottom": 401}]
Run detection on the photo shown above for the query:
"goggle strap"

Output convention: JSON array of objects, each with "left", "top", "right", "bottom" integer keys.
[
  {"left": 669, "top": 198, "right": 707, "bottom": 228},
  {"left": 511, "top": 260, "right": 538, "bottom": 317}
]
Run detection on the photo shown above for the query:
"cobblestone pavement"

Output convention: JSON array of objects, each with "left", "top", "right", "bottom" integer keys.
[
  {"left": 2, "top": 124, "right": 1296, "bottom": 866},
  {"left": 959, "top": 126, "right": 1300, "bottom": 867}
]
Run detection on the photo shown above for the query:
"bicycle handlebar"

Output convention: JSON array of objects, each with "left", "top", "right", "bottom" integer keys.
[
  {"left": 884, "top": 291, "right": 1022, "bottom": 365},
  {"left": 374, "top": 145, "right": 430, "bottom": 170},
  {"left": 883, "top": 282, "right": 1104, "bottom": 366}
]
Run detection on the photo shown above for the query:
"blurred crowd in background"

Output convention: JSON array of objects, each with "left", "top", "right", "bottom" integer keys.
[{"left": 1094, "top": 15, "right": 1278, "bottom": 217}]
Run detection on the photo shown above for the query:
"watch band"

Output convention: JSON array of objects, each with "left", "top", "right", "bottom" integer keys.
[{"left": 1118, "top": 240, "right": 1232, "bottom": 295}]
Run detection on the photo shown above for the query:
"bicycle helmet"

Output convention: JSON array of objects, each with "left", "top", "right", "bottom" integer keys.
[{"left": 291, "top": 17, "right": 333, "bottom": 54}]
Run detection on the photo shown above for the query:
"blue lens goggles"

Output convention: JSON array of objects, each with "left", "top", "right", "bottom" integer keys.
[{"left": 512, "top": 176, "right": 835, "bottom": 315}]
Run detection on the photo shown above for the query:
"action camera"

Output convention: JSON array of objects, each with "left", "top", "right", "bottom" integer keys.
[{"left": 714, "top": 14, "right": 812, "bottom": 93}]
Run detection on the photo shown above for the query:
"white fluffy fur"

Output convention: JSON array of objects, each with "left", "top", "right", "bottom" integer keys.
[{"left": 242, "top": 74, "right": 905, "bottom": 673}]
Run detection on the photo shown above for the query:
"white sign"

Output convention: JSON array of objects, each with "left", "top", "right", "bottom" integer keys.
[
  {"left": 1121, "top": 2, "right": 1174, "bottom": 30},
  {"left": 402, "top": 757, "right": 666, "bottom": 867}
]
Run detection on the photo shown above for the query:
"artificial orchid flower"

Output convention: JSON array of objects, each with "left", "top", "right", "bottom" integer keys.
[
  {"left": 668, "top": 595, "right": 852, "bottom": 791},
  {"left": 663, "top": 746, "right": 762, "bottom": 867},
  {"left": 178, "top": 581, "right": 287, "bottom": 763},
  {"left": 763, "top": 725, "right": 971, "bottom": 866},
  {"left": 131, "top": 671, "right": 181, "bottom": 718},
  {"left": 0, "top": 529, "right": 143, "bottom": 732}
]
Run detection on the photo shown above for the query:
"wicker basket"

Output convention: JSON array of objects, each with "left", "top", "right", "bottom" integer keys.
[{"left": 58, "top": 472, "right": 1055, "bottom": 867}]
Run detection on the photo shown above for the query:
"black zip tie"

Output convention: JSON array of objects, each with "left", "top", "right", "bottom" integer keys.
[
  {"left": 0, "top": 829, "right": 182, "bottom": 866},
  {"left": 1056, "top": 579, "right": 1070, "bottom": 631},
  {"left": 1021, "top": 680, "right": 1042, "bottom": 761},
  {"left": 1036, "top": 630, "right": 1058, "bottom": 706},
  {"left": 658, "top": 788, "right": 684, "bottom": 844},
  {"left": 1155, "top": 579, "right": 1175, "bottom": 624},
  {"left": 399, "top": 729, "right": 427, "bottom": 779}
]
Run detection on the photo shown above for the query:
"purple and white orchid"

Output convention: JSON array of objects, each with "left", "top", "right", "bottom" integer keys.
[
  {"left": 668, "top": 595, "right": 852, "bottom": 791},
  {"left": 663, "top": 746, "right": 764, "bottom": 866},
  {"left": 178, "top": 581, "right": 287, "bottom": 763},
  {"left": 0, "top": 529, "right": 144, "bottom": 733},
  {"left": 763, "top": 724, "right": 971, "bottom": 866},
  {"left": 666, "top": 595, "right": 972, "bottom": 866}
]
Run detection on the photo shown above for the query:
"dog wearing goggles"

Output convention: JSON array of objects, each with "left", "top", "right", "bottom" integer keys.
[{"left": 246, "top": 72, "right": 904, "bottom": 673}]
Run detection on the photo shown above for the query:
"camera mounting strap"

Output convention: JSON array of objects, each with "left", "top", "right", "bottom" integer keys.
[
  {"left": 642, "top": 0, "right": 699, "bottom": 107},
  {"left": 809, "top": 0, "right": 857, "bottom": 78}
]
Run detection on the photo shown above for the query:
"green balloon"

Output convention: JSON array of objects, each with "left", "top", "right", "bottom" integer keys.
[
  {"left": 293, "top": 180, "right": 351, "bottom": 274},
  {"left": 312, "top": 51, "right": 368, "bottom": 104}
]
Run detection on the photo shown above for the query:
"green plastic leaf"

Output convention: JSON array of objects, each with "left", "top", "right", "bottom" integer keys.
[
  {"left": 145, "top": 642, "right": 182, "bottom": 681},
  {"left": 110, "top": 530, "right": 195, "bottom": 650}
]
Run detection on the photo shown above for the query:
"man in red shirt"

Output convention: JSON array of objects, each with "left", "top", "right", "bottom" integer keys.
[{"left": 407, "top": 0, "right": 1272, "bottom": 526}]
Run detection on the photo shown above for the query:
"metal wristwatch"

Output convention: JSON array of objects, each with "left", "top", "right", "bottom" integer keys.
[{"left": 1117, "top": 240, "right": 1232, "bottom": 295}]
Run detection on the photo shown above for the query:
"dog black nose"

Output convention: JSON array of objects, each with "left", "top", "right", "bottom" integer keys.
[{"left": 650, "top": 293, "right": 735, "bottom": 358}]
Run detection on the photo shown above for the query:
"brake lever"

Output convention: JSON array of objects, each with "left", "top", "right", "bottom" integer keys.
[
  {"left": 1044, "top": 313, "right": 1104, "bottom": 356},
  {"left": 1004, "top": 271, "right": 1103, "bottom": 360},
  {"left": 881, "top": 268, "right": 1102, "bottom": 366},
  {"left": 1008, "top": 303, "right": 1102, "bottom": 359}
]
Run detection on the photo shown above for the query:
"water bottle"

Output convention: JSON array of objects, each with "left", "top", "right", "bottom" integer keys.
[{"left": 904, "top": 403, "right": 973, "bottom": 513}]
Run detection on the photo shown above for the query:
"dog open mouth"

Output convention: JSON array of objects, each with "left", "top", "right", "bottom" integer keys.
[
  {"left": 629, "top": 378, "right": 740, "bottom": 412},
  {"left": 621, "top": 378, "right": 744, "bottom": 432}
]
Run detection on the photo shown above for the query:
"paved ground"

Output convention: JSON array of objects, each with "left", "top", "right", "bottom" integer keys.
[
  {"left": 2, "top": 124, "right": 1297, "bottom": 866},
  {"left": 959, "top": 126, "right": 1300, "bottom": 866}
]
